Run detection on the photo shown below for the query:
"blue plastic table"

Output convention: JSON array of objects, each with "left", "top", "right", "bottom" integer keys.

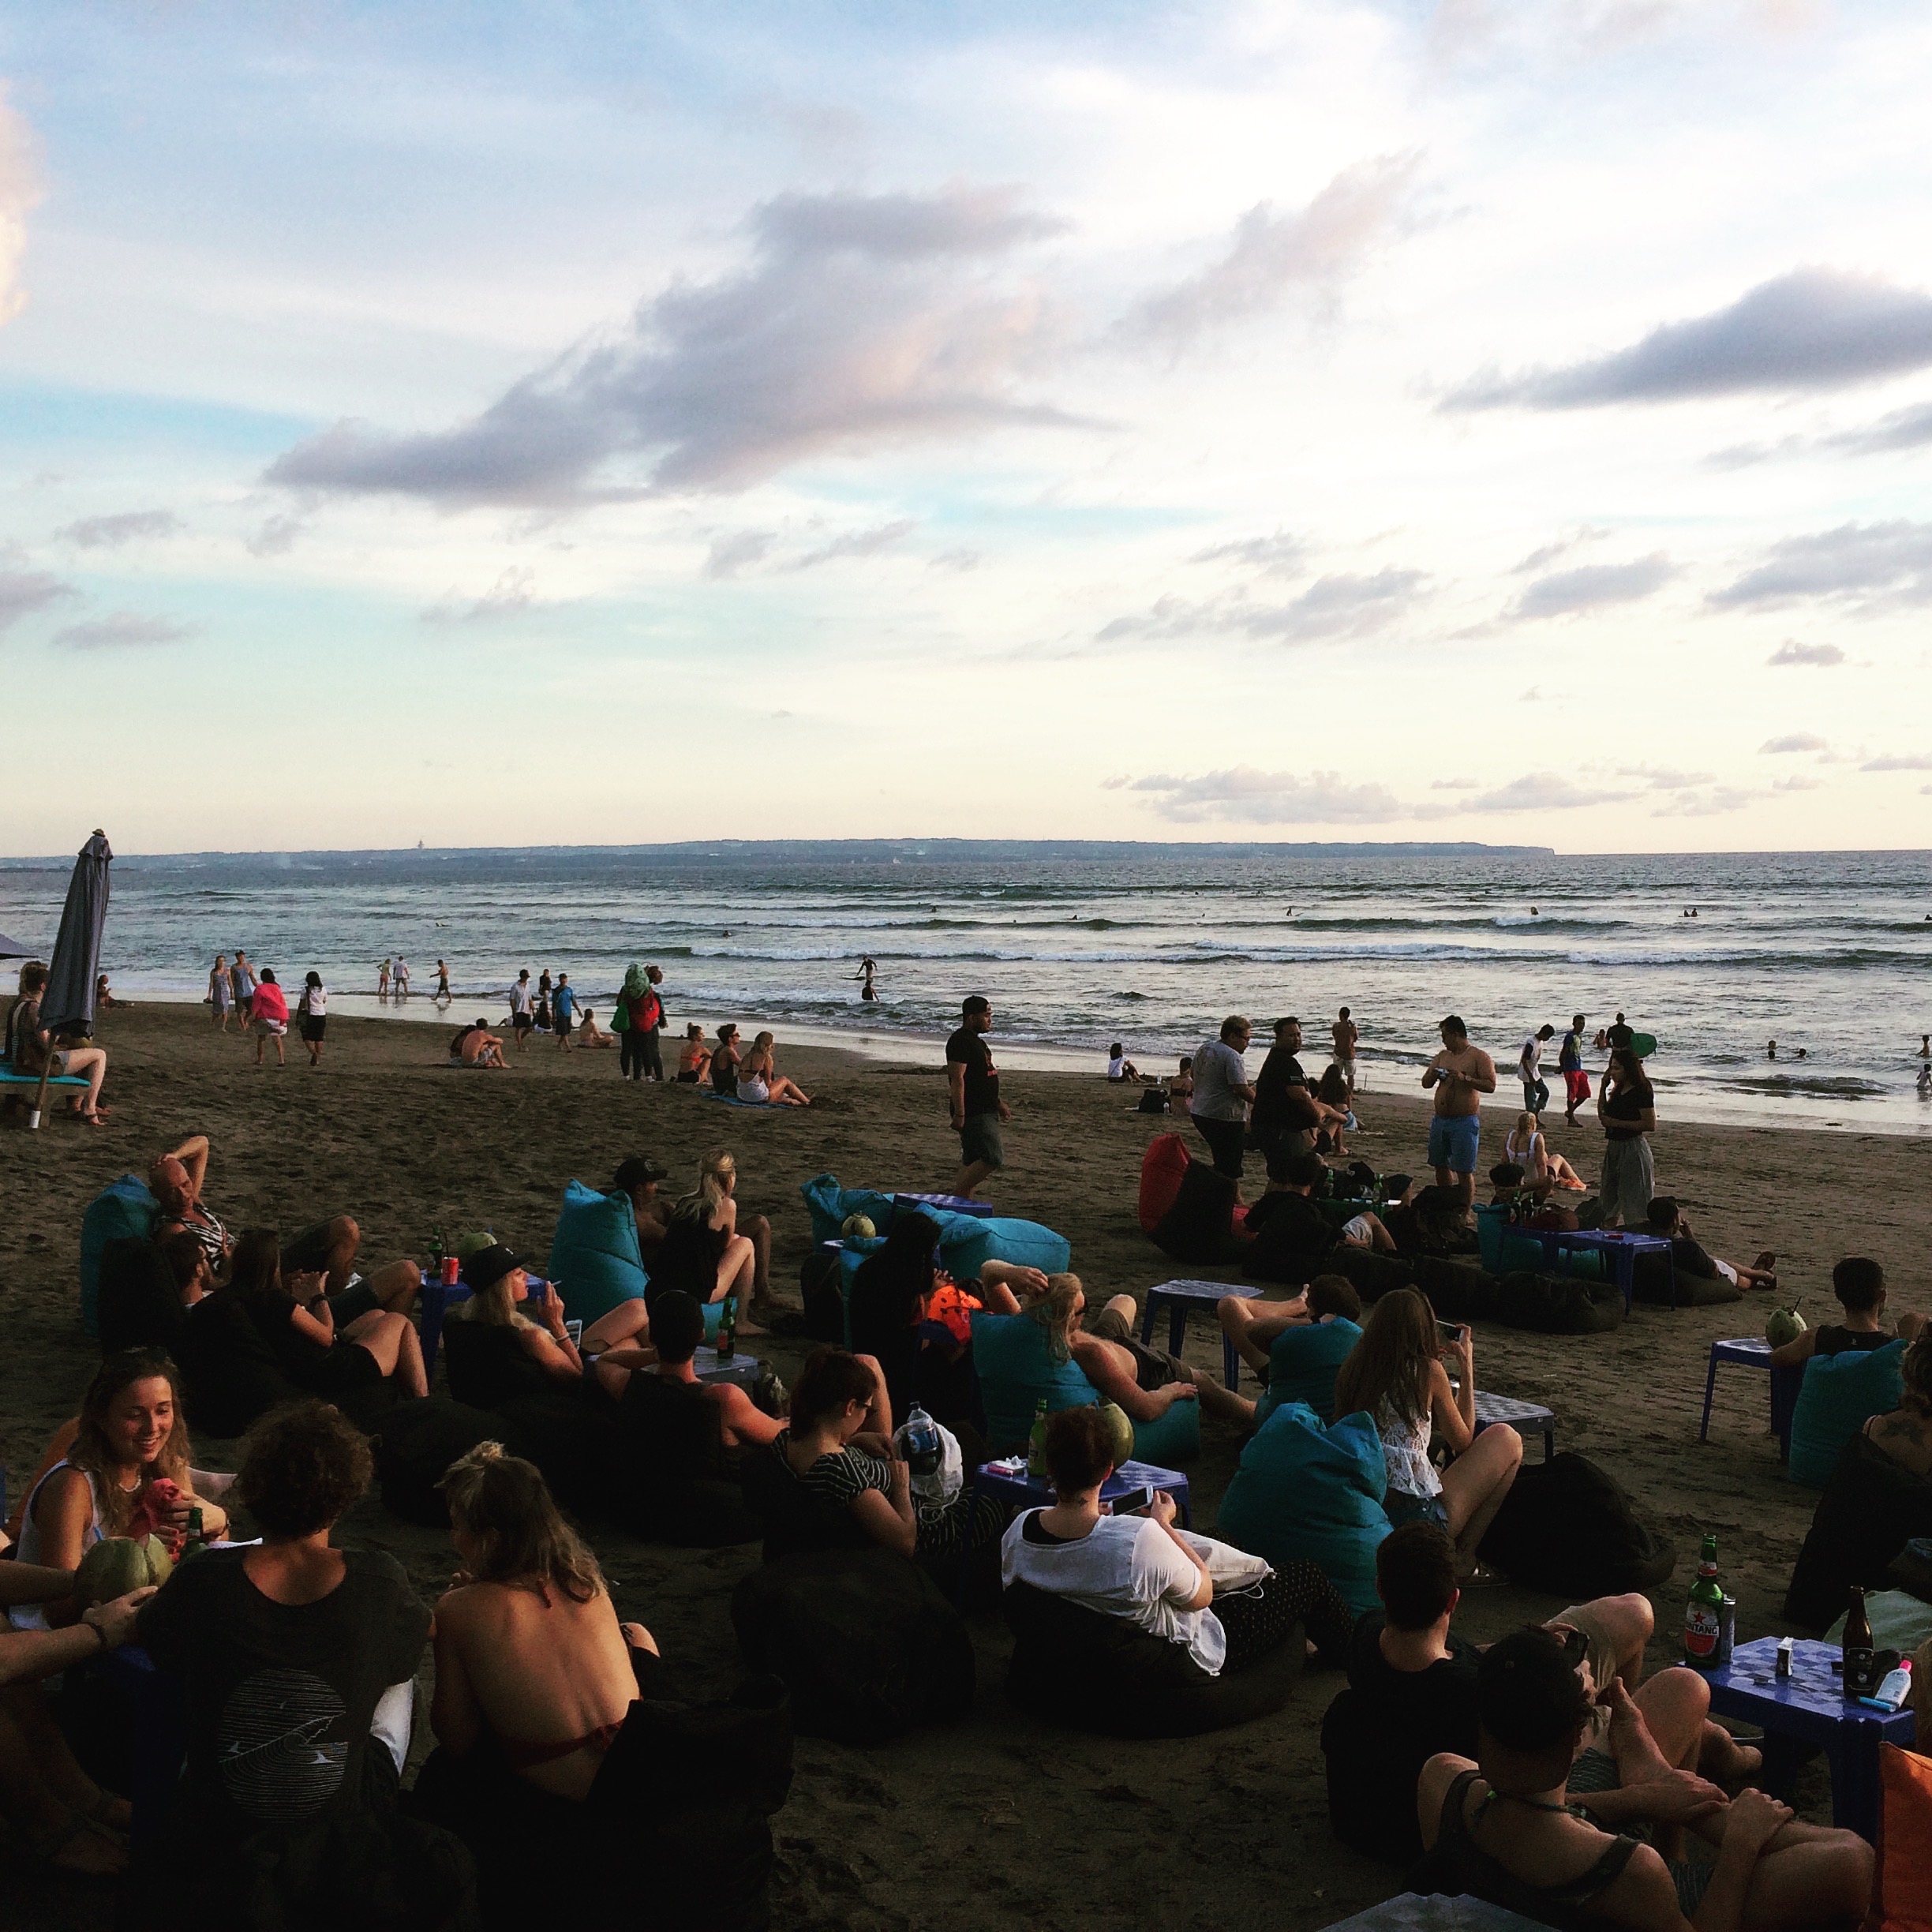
[
  {"left": 1700, "top": 1338, "right": 1806, "bottom": 1461},
  {"left": 1702, "top": 1635, "right": 1916, "bottom": 1841},
  {"left": 1497, "top": 1226, "right": 1672, "bottom": 1314},
  {"left": 956, "top": 1457, "right": 1192, "bottom": 1598},
  {"left": 1141, "top": 1278, "right": 1261, "bottom": 1387},
  {"left": 894, "top": 1191, "right": 994, "bottom": 1220},
  {"left": 1472, "top": 1391, "right": 1556, "bottom": 1462}
]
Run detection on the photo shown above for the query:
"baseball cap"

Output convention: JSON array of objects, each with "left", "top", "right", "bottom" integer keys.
[
  {"left": 1477, "top": 1627, "right": 1593, "bottom": 1750},
  {"left": 613, "top": 1156, "right": 671, "bottom": 1193},
  {"left": 466, "top": 1244, "right": 525, "bottom": 1292}
]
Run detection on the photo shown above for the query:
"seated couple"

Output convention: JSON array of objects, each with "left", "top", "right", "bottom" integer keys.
[
  {"left": 709, "top": 1027, "right": 808, "bottom": 1106},
  {"left": 1770, "top": 1255, "right": 1921, "bottom": 1368},
  {"left": 1247, "top": 1149, "right": 1396, "bottom": 1258},
  {"left": 1415, "top": 1626, "right": 1870, "bottom": 1927},
  {"left": 5, "top": 960, "right": 110, "bottom": 1123},
  {"left": 1219, "top": 1272, "right": 1363, "bottom": 1422},
  {"left": 1646, "top": 1198, "right": 1779, "bottom": 1294},
  {"left": 591, "top": 1290, "right": 784, "bottom": 1459},
  {"left": 644, "top": 1148, "right": 777, "bottom": 1336},
  {"left": 1332, "top": 1522, "right": 1768, "bottom": 1872},
  {"left": 1004, "top": 1406, "right": 1357, "bottom": 1676},
  {"left": 450, "top": 1017, "right": 507, "bottom": 1066}
]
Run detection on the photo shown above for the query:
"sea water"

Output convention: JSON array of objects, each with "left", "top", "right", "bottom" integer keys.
[{"left": 3, "top": 843, "right": 1929, "bottom": 1134}]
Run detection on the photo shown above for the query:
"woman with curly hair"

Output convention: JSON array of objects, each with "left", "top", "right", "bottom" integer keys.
[
  {"left": 10, "top": 1350, "right": 228, "bottom": 1630},
  {"left": 1860, "top": 1331, "right": 1932, "bottom": 1478}
]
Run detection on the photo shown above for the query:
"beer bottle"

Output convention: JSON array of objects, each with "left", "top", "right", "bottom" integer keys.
[
  {"left": 1844, "top": 1585, "right": 1875, "bottom": 1693},
  {"left": 716, "top": 1296, "right": 736, "bottom": 1361},
  {"left": 1026, "top": 1398, "right": 1051, "bottom": 1478},
  {"left": 428, "top": 1227, "right": 445, "bottom": 1276},
  {"left": 1684, "top": 1532, "right": 1723, "bottom": 1667},
  {"left": 182, "top": 1506, "right": 208, "bottom": 1561}
]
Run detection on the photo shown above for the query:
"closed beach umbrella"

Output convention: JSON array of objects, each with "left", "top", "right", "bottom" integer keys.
[{"left": 31, "top": 829, "right": 111, "bottom": 1129}]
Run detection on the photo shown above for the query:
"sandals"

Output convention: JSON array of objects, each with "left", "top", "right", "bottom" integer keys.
[{"left": 1455, "top": 1561, "right": 1507, "bottom": 1589}]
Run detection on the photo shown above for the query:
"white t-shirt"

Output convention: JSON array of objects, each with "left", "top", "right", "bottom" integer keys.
[
  {"left": 1189, "top": 1038, "right": 1250, "bottom": 1122},
  {"left": 1106, "top": 1054, "right": 1128, "bottom": 1080},
  {"left": 1001, "top": 1511, "right": 1227, "bottom": 1675},
  {"left": 1518, "top": 1035, "right": 1542, "bottom": 1082},
  {"left": 510, "top": 980, "right": 533, "bottom": 1017},
  {"left": 305, "top": 985, "right": 328, "bottom": 1017}
]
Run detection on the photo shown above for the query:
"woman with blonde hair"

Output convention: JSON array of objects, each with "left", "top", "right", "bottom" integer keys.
[
  {"left": 650, "top": 1148, "right": 769, "bottom": 1335},
  {"left": 429, "top": 1443, "right": 657, "bottom": 1801},
  {"left": 735, "top": 1032, "right": 811, "bottom": 1107},
  {"left": 445, "top": 1245, "right": 649, "bottom": 1410},
  {"left": 11, "top": 1350, "right": 229, "bottom": 1628},
  {"left": 1332, "top": 1290, "right": 1518, "bottom": 1581},
  {"left": 1502, "top": 1111, "right": 1584, "bottom": 1196}
]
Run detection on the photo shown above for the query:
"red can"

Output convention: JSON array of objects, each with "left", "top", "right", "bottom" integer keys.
[{"left": 440, "top": 1255, "right": 460, "bottom": 1286}]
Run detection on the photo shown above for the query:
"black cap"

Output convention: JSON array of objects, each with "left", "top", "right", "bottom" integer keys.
[
  {"left": 466, "top": 1244, "right": 524, "bottom": 1292},
  {"left": 613, "top": 1156, "right": 670, "bottom": 1193},
  {"left": 1477, "top": 1627, "right": 1592, "bottom": 1750}
]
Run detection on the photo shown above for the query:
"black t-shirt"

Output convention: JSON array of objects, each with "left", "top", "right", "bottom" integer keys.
[
  {"left": 946, "top": 1026, "right": 998, "bottom": 1116},
  {"left": 1244, "top": 1190, "right": 1335, "bottom": 1254},
  {"left": 1251, "top": 1048, "right": 1316, "bottom": 1136},
  {"left": 1669, "top": 1235, "right": 1717, "bottom": 1279},
  {"left": 171, "top": 1290, "right": 301, "bottom": 1439},
  {"left": 1346, "top": 1610, "right": 1481, "bottom": 1759},
  {"left": 138, "top": 1547, "right": 429, "bottom": 1832},
  {"left": 1815, "top": 1325, "right": 1895, "bottom": 1357},
  {"left": 1607, "top": 1023, "right": 1634, "bottom": 1050},
  {"left": 1601, "top": 1081, "right": 1653, "bottom": 1141}
]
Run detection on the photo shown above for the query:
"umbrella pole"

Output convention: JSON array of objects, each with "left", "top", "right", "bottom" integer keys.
[{"left": 28, "top": 1055, "right": 52, "bottom": 1130}]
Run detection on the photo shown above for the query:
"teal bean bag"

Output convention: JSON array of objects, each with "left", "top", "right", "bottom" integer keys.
[
  {"left": 937, "top": 1216, "right": 1071, "bottom": 1281},
  {"left": 799, "top": 1174, "right": 900, "bottom": 1247},
  {"left": 81, "top": 1174, "right": 159, "bottom": 1339},
  {"left": 969, "top": 1312, "right": 1200, "bottom": 1463},
  {"left": 1216, "top": 1402, "right": 1391, "bottom": 1616},
  {"left": 1789, "top": 1341, "right": 1906, "bottom": 1488},
  {"left": 546, "top": 1180, "right": 648, "bottom": 1326},
  {"left": 1253, "top": 1318, "right": 1362, "bottom": 1428}
]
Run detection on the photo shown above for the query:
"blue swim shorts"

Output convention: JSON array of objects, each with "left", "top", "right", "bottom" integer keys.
[{"left": 1427, "top": 1113, "right": 1481, "bottom": 1175}]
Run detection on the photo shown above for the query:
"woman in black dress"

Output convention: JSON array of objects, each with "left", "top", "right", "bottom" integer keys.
[{"left": 229, "top": 1229, "right": 427, "bottom": 1400}]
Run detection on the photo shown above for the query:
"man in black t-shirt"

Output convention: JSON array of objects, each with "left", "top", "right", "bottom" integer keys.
[{"left": 945, "top": 994, "right": 1010, "bottom": 1199}]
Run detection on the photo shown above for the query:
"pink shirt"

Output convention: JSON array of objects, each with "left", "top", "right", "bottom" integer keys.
[{"left": 251, "top": 982, "right": 289, "bottom": 1025}]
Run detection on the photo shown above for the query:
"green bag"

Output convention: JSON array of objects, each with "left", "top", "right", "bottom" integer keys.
[{"left": 609, "top": 998, "right": 630, "bottom": 1032}]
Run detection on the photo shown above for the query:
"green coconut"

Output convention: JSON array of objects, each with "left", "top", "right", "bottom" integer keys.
[
  {"left": 1765, "top": 1305, "right": 1807, "bottom": 1349},
  {"left": 455, "top": 1229, "right": 498, "bottom": 1261},
  {"left": 73, "top": 1534, "right": 174, "bottom": 1607},
  {"left": 1095, "top": 1400, "right": 1136, "bottom": 1471},
  {"left": 840, "top": 1213, "right": 878, "bottom": 1241}
]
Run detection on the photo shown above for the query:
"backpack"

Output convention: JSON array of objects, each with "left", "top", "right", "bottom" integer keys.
[
  {"left": 1477, "top": 1451, "right": 1676, "bottom": 1597},
  {"left": 638, "top": 990, "right": 663, "bottom": 1032}
]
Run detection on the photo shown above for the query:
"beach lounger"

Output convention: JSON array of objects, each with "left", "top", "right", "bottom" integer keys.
[{"left": 0, "top": 1054, "right": 89, "bottom": 1094}]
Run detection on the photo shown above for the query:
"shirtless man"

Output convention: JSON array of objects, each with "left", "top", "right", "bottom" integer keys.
[
  {"left": 1060, "top": 1276, "right": 1255, "bottom": 1427},
  {"left": 1422, "top": 1015, "right": 1496, "bottom": 1210},
  {"left": 1332, "top": 1005, "right": 1361, "bottom": 1095},
  {"left": 452, "top": 1017, "right": 506, "bottom": 1067}
]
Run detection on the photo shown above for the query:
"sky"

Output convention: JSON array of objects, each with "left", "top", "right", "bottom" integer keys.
[{"left": 1, "top": 0, "right": 1930, "bottom": 856}]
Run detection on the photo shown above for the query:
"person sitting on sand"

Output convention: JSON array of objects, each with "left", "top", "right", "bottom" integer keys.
[
  {"left": 426, "top": 1443, "right": 661, "bottom": 1804},
  {"left": 11, "top": 1351, "right": 230, "bottom": 1631},
  {"left": 228, "top": 1227, "right": 429, "bottom": 1402},
  {"left": 1857, "top": 1331, "right": 1932, "bottom": 1479},
  {"left": 593, "top": 1290, "right": 784, "bottom": 1455},
  {"left": 1502, "top": 1111, "right": 1585, "bottom": 1196},
  {"left": 7, "top": 962, "right": 110, "bottom": 1124},
  {"left": 1643, "top": 1200, "right": 1780, "bottom": 1297},
  {"left": 1769, "top": 1255, "right": 1923, "bottom": 1368},
  {"left": 451, "top": 1017, "right": 506, "bottom": 1067},
  {"left": 612, "top": 1154, "right": 673, "bottom": 1264},
  {"left": 1106, "top": 1042, "right": 1140, "bottom": 1082},
  {"left": 749, "top": 1346, "right": 1002, "bottom": 1570},
  {"left": 444, "top": 1245, "right": 651, "bottom": 1410},
  {"left": 1334, "top": 1290, "right": 1518, "bottom": 1581},
  {"left": 1384, "top": 1183, "right": 1479, "bottom": 1260},
  {"left": 1333, "top": 1522, "right": 1767, "bottom": 1868},
  {"left": 1169, "top": 1055, "right": 1193, "bottom": 1102},
  {"left": 1314, "top": 1063, "right": 1356, "bottom": 1155},
  {"left": 735, "top": 1031, "right": 811, "bottom": 1106},
  {"left": 1004, "top": 1407, "right": 1357, "bottom": 1674},
  {"left": 1246, "top": 1150, "right": 1395, "bottom": 1261},
  {"left": 710, "top": 1024, "right": 743, "bottom": 1095},
  {"left": 1415, "top": 1626, "right": 1871, "bottom": 1931},
  {"left": 676, "top": 1024, "right": 712, "bottom": 1084},
  {"left": 1219, "top": 1273, "right": 1364, "bottom": 1424},
  {"left": 648, "top": 1149, "right": 775, "bottom": 1334},
  {"left": 846, "top": 1211, "right": 1048, "bottom": 1440},
  {"left": 574, "top": 1006, "right": 615, "bottom": 1048},
  {"left": 95, "top": 972, "right": 125, "bottom": 1010},
  {"left": 1032, "top": 1274, "right": 1256, "bottom": 1428},
  {"left": 149, "top": 1133, "right": 233, "bottom": 1276}
]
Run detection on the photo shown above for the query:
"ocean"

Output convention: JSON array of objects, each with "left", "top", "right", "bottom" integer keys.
[{"left": 4, "top": 841, "right": 1930, "bottom": 1135}]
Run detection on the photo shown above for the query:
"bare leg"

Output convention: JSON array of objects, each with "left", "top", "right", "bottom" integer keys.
[
  {"left": 584, "top": 1299, "right": 652, "bottom": 1352},
  {"left": 1219, "top": 1293, "right": 1307, "bottom": 1377},
  {"left": 1104, "top": 1294, "right": 1138, "bottom": 1327},
  {"left": 953, "top": 1158, "right": 996, "bottom": 1200},
  {"left": 346, "top": 1309, "right": 417, "bottom": 1386},
  {"left": 1719, "top": 1819, "right": 1873, "bottom": 1931},
  {"left": 767, "top": 1076, "right": 811, "bottom": 1106},
  {"left": 1183, "top": 1368, "right": 1256, "bottom": 1425},
  {"left": 715, "top": 1237, "right": 760, "bottom": 1333},
  {"left": 61, "top": 1047, "right": 108, "bottom": 1118},
  {"left": 1571, "top": 1593, "right": 1653, "bottom": 1690},
  {"left": 741, "top": 1211, "right": 773, "bottom": 1300},
  {"left": 1441, "top": 1424, "right": 1521, "bottom": 1571},
  {"left": 0, "top": 1695, "right": 125, "bottom": 1874},
  {"left": 367, "top": 1256, "right": 421, "bottom": 1314}
]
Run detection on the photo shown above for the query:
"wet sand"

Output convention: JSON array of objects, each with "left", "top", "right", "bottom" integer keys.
[{"left": 5, "top": 1002, "right": 1923, "bottom": 1930}]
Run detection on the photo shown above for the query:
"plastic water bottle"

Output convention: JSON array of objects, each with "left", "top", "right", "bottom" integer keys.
[
  {"left": 904, "top": 1405, "right": 942, "bottom": 1477},
  {"left": 1865, "top": 1658, "right": 1914, "bottom": 1713}
]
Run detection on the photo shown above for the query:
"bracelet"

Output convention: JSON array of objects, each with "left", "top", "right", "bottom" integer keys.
[{"left": 82, "top": 1616, "right": 108, "bottom": 1652}]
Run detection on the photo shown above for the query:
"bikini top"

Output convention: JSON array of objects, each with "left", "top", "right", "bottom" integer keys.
[{"left": 1425, "top": 1769, "right": 1639, "bottom": 1925}]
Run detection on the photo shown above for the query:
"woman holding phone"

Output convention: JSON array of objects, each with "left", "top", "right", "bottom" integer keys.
[
  {"left": 1333, "top": 1290, "right": 1520, "bottom": 1583},
  {"left": 442, "top": 1245, "right": 649, "bottom": 1410}
]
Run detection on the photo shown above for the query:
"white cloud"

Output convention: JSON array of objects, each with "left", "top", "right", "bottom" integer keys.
[
  {"left": 57, "top": 508, "right": 182, "bottom": 549},
  {"left": 1711, "top": 522, "right": 1932, "bottom": 612},
  {"left": 1098, "top": 567, "right": 1427, "bottom": 645},
  {"left": 1767, "top": 639, "right": 1844, "bottom": 665},
  {"left": 1651, "top": 784, "right": 1759, "bottom": 816},
  {"left": 1507, "top": 553, "right": 1676, "bottom": 621},
  {"left": 787, "top": 520, "right": 915, "bottom": 571},
  {"left": 266, "top": 186, "right": 1076, "bottom": 504},
  {"left": 0, "top": 570, "right": 75, "bottom": 632},
  {"left": 246, "top": 514, "right": 306, "bottom": 558},
  {"left": 1773, "top": 774, "right": 1823, "bottom": 791},
  {"left": 1466, "top": 773, "right": 1636, "bottom": 812},
  {"left": 1862, "top": 753, "right": 1932, "bottom": 772},
  {"left": 421, "top": 567, "right": 537, "bottom": 624},
  {"left": 704, "top": 530, "right": 777, "bottom": 580},
  {"left": 54, "top": 612, "right": 193, "bottom": 650},
  {"left": 1120, "top": 155, "right": 1417, "bottom": 350},
  {"left": 1191, "top": 530, "right": 1306, "bottom": 575},
  {"left": 1451, "top": 270, "right": 1932, "bottom": 409},
  {"left": 1760, "top": 732, "right": 1828, "bottom": 752},
  {"left": 1125, "top": 766, "right": 1404, "bottom": 824}
]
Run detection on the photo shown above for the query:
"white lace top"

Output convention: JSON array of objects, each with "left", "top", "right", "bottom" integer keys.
[{"left": 1374, "top": 1395, "right": 1443, "bottom": 1502}]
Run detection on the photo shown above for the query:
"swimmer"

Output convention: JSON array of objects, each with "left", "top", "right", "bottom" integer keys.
[
  {"left": 1919, "top": 1064, "right": 1931, "bottom": 1096},
  {"left": 1920, "top": 1035, "right": 1930, "bottom": 1058},
  {"left": 1768, "top": 1039, "right": 1777, "bottom": 1060}
]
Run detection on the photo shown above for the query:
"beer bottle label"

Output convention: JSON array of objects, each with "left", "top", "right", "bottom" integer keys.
[{"left": 1685, "top": 1608, "right": 1720, "bottom": 1658}]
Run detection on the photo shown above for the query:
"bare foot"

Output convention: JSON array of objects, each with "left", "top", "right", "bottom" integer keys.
[{"left": 1700, "top": 1727, "right": 1764, "bottom": 1785}]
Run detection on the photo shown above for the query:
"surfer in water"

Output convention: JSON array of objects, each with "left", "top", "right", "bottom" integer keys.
[{"left": 855, "top": 957, "right": 878, "bottom": 1002}]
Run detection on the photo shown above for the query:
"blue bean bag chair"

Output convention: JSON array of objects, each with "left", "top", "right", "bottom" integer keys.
[
  {"left": 799, "top": 1174, "right": 900, "bottom": 1247},
  {"left": 969, "top": 1312, "right": 1201, "bottom": 1466},
  {"left": 937, "top": 1216, "right": 1071, "bottom": 1281},
  {"left": 547, "top": 1181, "right": 650, "bottom": 1326},
  {"left": 1215, "top": 1402, "right": 1391, "bottom": 1616},
  {"left": 81, "top": 1174, "right": 159, "bottom": 1339},
  {"left": 1253, "top": 1318, "right": 1362, "bottom": 1428},
  {"left": 1789, "top": 1340, "right": 1907, "bottom": 1488}
]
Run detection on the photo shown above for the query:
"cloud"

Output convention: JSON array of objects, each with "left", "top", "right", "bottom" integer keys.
[
  {"left": 54, "top": 612, "right": 193, "bottom": 650},
  {"left": 1709, "top": 522, "right": 1932, "bottom": 612},
  {"left": 266, "top": 186, "right": 1074, "bottom": 504},
  {"left": 0, "top": 570, "right": 76, "bottom": 633},
  {"left": 0, "top": 88, "right": 41, "bottom": 328},
  {"left": 247, "top": 513, "right": 306, "bottom": 557},
  {"left": 1652, "top": 785, "right": 1761, "bottom": 816},
  {"left": 1098, "top": 567, "right": 1426, "bottom": 645},
  {"left": 1821, "top": 399, "right": 1932, "bottom": 457},
  {"left": 1125, "top": 766, "right": 1404, "bottom": 825},
  {"left": 1766, "top": 638, "right": 1844, "bottom": 665},
  {"left": 56, "top": 508, "right": 182, "bottom": 549},
  {"left": 1430, "top": 777, "right": 1478, "bottom": 790},
  {"left": 1506, "top": 553, "right": 1676, "bottom": 621},
  {"left": 1466, "top": 772, "right": 1636, "bottom": 812},
  {"left": 1121, "top": 155, "right": 1417, "bottom": 351},
  {"left": 1773, "top": 774, "right": 1824, "bottom": 791},
  {"left": 787, "top": 519, "right": 915, "bottom": 570},
  {"left": 1862, "top": 753, "right": 1932, "bottom": 772},
  {"left": 421, "top": 567, "right": 537, "bottom": 624},
  {"left": 704, "top": 530, "right": 777, "bottom": 579},
  {"left": 1449, "top": 270, "right": 1932, "bottom": 410},
  {"left": 928, "top": 548, "right": 981, "bottom": 571},
  {"left": 1760, "top": 732, "right": 1828, "bottom": 752},
  {"left": 1191, "top": 530, "right": 1306, "bottom": 575},
  {"left": 1619, "top": 764, "right": 1713, "bottom": 791}
]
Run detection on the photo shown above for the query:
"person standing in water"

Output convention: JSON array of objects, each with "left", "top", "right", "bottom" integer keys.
[
  {"left": 376, "top": 957, "right": 391, "bottom": 1000},
  {"left": 856, "top": 957, "right": 878, "bottom": 1002},
  {"left": 434, "top": 959, "right": 451, "bottom": 1002},
  {"left": 209, "top": 955, "right": 232, "bottom": 1031},
  {"left": 1331, "top": 1006, "right": 1360, "bottom": 1095}
]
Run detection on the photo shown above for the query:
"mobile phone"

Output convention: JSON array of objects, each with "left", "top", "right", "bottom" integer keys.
[
  {"left": 1436, "top": 1320, "right": 1465, "bottom": 1346},
  {"left": 1110, "top": 1486, "right": 1153, "bottom": 1515}
]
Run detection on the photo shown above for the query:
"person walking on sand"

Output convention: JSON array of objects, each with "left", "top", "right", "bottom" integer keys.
[
  {"left": 377, "top": 957, "right": 391, "bottom": 1000},
  {"left": 230, "top": 951, "right": 255, "bottom": 1024},
  {"left": 297, "top": 972, "right": 328, "bottom": 1067},
  {"left": 508, "top": 969, "right": 534, "bottom": 1050},
  {"left": 208, "top": 954, "right": 232, "bottom": 1031},
  {"left": 1516, "top": 1023, "right": 1554, "bottom": 1121},
  {"left": 250, "top": 969, "right": 290, "bottom": 1067},
  {"left": 1422, "top": 1016, "right": 1495, "bottom": 1211},
  {"left": 1332, "top": 1006, "right": 1361, "bottom": 1095},
  {"left": 1559, "top": 1013, "right": 1589, "bottom": 1125},
  {"left": 434, "top": 958, "right": 451, "bottom": 1002},
  {"left": 393, "top": 956, "right": 410, "bottom": 999},
  {"left": 947, "top": 994, "right": 1010, "bottom": 1200},
  {"left": 551, "top": 972, "right": 576, "bottom": 1046}
]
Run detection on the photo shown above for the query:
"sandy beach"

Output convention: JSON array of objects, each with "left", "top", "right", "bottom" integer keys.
[{"left": 6, "top": 1002, "right": 1923, "bottom": 1931}]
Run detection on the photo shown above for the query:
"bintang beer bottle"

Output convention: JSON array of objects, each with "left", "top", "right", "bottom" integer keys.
[{"left": 1685, "top": 1533, "right": 1724, "bottom": 1668}]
